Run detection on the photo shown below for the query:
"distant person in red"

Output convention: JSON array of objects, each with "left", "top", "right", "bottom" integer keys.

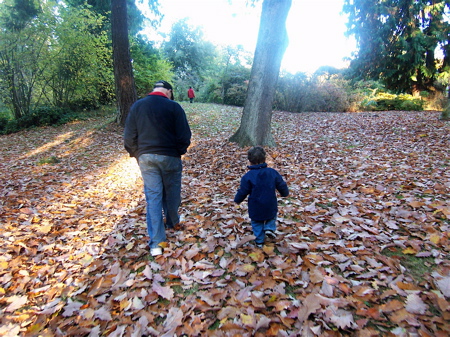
[{"left": 187, "top": 86, "right": 195, "bottom": 103}]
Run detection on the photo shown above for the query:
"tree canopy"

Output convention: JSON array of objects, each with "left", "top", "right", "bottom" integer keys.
[{"left": 344, "top": 0, "right": 450, "bottom": 95}]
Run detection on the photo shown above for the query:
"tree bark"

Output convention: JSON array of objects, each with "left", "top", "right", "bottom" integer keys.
[
  {"left": 441, "top": 102, "right": 450, "bottom": 120},
  {"left": 229, "top": 0, "right": 291, "bottom": 147},
  {"left": 111, "top": 0, "right": 137, "bottom": 126}
]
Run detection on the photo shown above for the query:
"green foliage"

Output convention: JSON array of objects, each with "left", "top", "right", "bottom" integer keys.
[
  {"left": 305, "top": 80, "right": 352, "bottom": 112},
  {"left": 0, "top": 0, "right": 54, "bottom": 119},
  {"left": 343, "top": 0, "right": 450, "bottom": 95},
  {"left": 274, "top": 72, "right": 355, "bottom": 112},
  {"left": 0, "top": 1, "right": 114, "bottom": 117},
  {"left": 440, "top": 102, "right": 450, "bottom": 120},
  {"left": 45, "top": 6, "right": 113, "bottom": 109},
  {"left": 360, "top": 92, "right": 424, "bottom": 111},
  {"left": 162, "top": 19, "right": 217, "bottom": 90},
  {"left": 0, "top": 106, "right": 78, "bottom": 134},
  {"left": 1, "top": 0, "right": 40, "bottom": 31},
  {"left": 201, "top": 46, "right": 252, "bottom": 105},
  {"left": 131, "top": 35, "right": 174, "bottom": 98},
  {"left": 0, "top": 115, "right": 11, "bottom": 133}
]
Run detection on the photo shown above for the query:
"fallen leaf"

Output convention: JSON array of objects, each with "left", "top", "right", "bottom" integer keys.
[
  {"left": 405, "top": 293, "right": 428, "bottom": 314},
  {"left": 5, "top": 295, "right": 28, "bottom": 312}
]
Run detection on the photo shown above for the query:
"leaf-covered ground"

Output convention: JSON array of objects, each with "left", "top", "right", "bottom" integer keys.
[{"left": 1, "top": 104, "right": 449, "bottom": 336}]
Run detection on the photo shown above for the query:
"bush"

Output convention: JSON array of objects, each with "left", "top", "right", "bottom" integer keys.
[
  {"left": 0, "top": 116, "right": 11, "bottom": 134},
  {"left": 1, "top": 106, "right": 78, "bottom": 135},
  {"left": 304, "top": 81, "right": 351, "bottom": 112},
  {"left": 360, "top": 92, "right": 424, "bottom": 111},
  {"left": 224, "top": 84, "right": 247, "bottom": 106},
  {"left": 275, "top": 73, "right": 354, "bottom": 112}
]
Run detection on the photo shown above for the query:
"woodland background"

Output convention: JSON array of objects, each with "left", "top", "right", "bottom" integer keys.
[
  {"left": 0, "top": 104, "right": 449, "bottom": 336},
  {"left": 2, "top": 0, "right": 450, "bottom": 135}
]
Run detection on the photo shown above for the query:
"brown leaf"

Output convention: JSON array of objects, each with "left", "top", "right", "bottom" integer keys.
[
  {"left": 153, "top": 283, "right": 174, "bottom": 300},
  {"left": 435, "top": 276, "right": 450, "bottom": 298},
  {"left": 163, "top": 307, "right": 184, "bottom": 331},
  {"left": 297, "top": 294, "right": 321, "bottom": 323},
  {"left": 405, "top": 293, "right": 428, "bottom": 314},
  {"left": 5, "top": 295, "right": 28, "bottom": 313}
]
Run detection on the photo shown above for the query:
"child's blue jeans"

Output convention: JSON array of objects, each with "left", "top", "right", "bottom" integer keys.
[{"left": 251, "top": 217, "right": 276, "bottom": 245}]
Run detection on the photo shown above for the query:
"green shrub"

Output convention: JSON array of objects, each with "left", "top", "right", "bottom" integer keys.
[
  {"left": 224, "top": 84, "right": 247, "bottom": 106},
  {"left": 361, "top": 92, "right": 424, "bottom": 111},
  {"left": 0, "top": 116, "right": 11, "bottom": 133},
  {"left": 1, "top": 106, "right": 79, "bottom": 135},
  {"left": 304, "top": 81, "right": 351, "bottom": 112},
  {"left": 3, "top": 119, "right": 20, "bottom": 134}
]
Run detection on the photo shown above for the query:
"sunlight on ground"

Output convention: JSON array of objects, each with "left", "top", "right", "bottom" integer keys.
[
  {"left": 91, "top": 154, "right": 142, "bottom": 193},
  {"left": 21, "top": 131, "right": 76, "bottom": 158}
]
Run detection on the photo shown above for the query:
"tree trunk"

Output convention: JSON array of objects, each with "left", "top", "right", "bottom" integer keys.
[
  {"left": 111, "top": 0, "right": 137, "bottom": 126},
  {"left": 229, "top": 0, "right": 291, "bottom": 147},
  {"left": 441, "top": 102, "right": 450, "bottom": 120}
]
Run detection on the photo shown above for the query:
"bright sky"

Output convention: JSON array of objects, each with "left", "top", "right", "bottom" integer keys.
[{"left": 142, "top": 0, "right": 357, "bottom": 74}]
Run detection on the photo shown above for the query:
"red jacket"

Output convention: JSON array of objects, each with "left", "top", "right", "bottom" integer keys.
[{"left": 188, "top": 88, "right": 195, "bottom": 98}]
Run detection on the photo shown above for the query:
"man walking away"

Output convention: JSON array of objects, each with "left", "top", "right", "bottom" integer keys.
[{"left": 124, "top": 80, "right": 191, "bottom": 257}]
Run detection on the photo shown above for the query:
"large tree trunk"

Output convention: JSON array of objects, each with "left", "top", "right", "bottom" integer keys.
[
  {"left": 111, "top": 0, "right": 137, "bottom": 126},
  {"left": 441, "top": 102, "right": 450, "bottom": 120},
  {"left": 230, "top": 0, "right": 291, "bottom": 147}
]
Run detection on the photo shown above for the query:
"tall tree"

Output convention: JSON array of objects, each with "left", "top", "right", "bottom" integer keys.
[
  {"left": 111, "top": 0, "right": 137, "bottom": 126},
  {"left": 0, "top": 0, "right": 43, "bottom": 119},
  {"left": 45, "top": 6, "right": 111, "bottom": 109},
  {"left": 230, "top": 0, "right": 291, "bottom": 147},
  {"left": 344, "top": 0, "right": 450, "bottom": 95},
  {"left": 110, "top": 0, "right": 161, "bottom": 126},
  {"left": 162, "top": 19, "right": 216, "bottom": 91},
  {"left": 131, "top": 35, "right": 174, "bottom": 97}
]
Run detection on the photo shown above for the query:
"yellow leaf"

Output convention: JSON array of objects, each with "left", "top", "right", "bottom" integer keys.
[
  {"left": 126, "top": 242, "right": 134, "bottom": 251},
  {"left": 81, "top": 254, "right": 93, "bottom": 265},
  {"left": 267, "top": 294, "right": 278, "bottom": 303},
  {"left": 240, "top": 313, "right": 254, "bottom": 326},
  {"left": 372, "top": 280, "right": 379, "bottom": 290},
  {"left": 38, "top": 225, "right": 52, "bottom": 234},
  {"left": 120, "top": 299, "right": 130, "bottom": 311},
  {"left": 429, "top": 234, "right": 440, "bottom": 245},
  {"left": 249, "top": 251, "right": 264, "bottom": 262},
  {"left": 158, "top": 242, "right": 169, "bottom": 248},
  {"left": 26, "top": 324, "right": 43, "bottom": 334},
  {"left": 263, "top": 245, "right": 274, "bottom": 254},
  {"left": 402, "top": 247, "right": 417, "bottom": 255},
  {"left": 0, "top": 261, "right": 8, "bottom": 270},
  {"left": 239, "top": 264, "right": 255, "bottom": 273}
]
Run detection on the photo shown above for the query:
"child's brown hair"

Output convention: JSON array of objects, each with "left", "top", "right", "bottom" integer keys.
[{"left": 248, "top": 146, "right": 266, "bottom": 165}]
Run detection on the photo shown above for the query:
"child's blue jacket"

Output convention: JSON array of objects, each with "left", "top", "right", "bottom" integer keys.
[{"left": 234, "top": 163, "right": 289, "bottom": 221}]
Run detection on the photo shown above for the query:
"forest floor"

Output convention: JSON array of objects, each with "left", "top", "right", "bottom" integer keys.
[{"left": 0, "top": 104, "right": 449, "bottom": 337}]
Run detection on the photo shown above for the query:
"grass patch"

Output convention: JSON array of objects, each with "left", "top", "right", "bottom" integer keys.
[
  {"left": 317, "top": 202, "right": 334, "bottom": 209},
  {"left": 173, "top": 282, "right": 200, "bottom": 297},
  {"left": 37, "top": 156, "right": 61, "bottom": 165},
  {"left": 208, "top": 319, "right": 221, "bottom": 330},
  {"left": 381, "top": 247, "right": 435, "bottom": 283}
]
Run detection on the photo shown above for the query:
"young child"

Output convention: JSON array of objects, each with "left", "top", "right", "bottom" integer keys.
[{"left": 234, "top": 146, "right": 289, "bottom": 247}]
